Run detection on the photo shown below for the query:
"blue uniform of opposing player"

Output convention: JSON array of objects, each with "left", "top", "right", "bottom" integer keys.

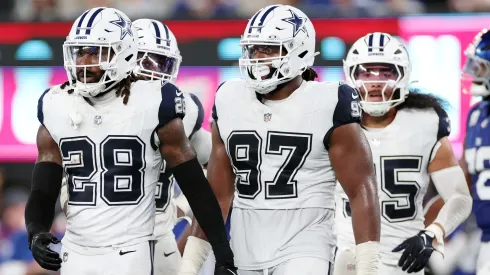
[{"left": 461, "top": 28, "right": 490, "bottom": 274}]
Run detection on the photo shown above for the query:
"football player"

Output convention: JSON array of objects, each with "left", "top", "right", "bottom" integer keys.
[
  {"left": 334, "top": 32, "right": 472, "bottom": 275},
  {"left": 460, "top": 28, "right": 490, "bottom": 275},
  {"left": 24, "top": 7, "right": 235, "bottom": 275},
  {"left": 179, "top": 4, "right": 381, "bottom": 275},
  {"left": 132, "top": 18, "right": 211, "bottom": 275}
]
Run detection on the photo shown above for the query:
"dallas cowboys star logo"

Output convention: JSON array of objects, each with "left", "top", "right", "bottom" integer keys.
[
  {"left": 109, "top": 12, "right": 133, "bottom": 40},
  {"left": 281, "top": 10, "right": 308, "bottom": 37}
]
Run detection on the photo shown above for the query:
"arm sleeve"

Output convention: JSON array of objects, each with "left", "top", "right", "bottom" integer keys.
[
  {"left": 323, "top": 84, "right": 362, "bottom": 150},
  {"left": 37, "top": 88, "right": 50, "bottom": 125},
  {"left": 188, "top": 93, "right": 205, "bottom": 140},
  {"left": 158, "top": 82, "right": 186, "bottom": 128}
]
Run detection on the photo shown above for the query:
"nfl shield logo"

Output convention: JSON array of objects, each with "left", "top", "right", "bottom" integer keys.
[
  {"left": 264, "top": 113, "right": 272, "bottom": 122},
  {"left": 94, "top": 115, "right": 103, "bottom": 125},
  {"left": 63, "top": 252, "right": 68, "bottom": 262}
]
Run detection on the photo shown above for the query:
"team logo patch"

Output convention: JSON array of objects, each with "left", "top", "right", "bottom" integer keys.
[
  {"left": 264, "top": 113, "right": 272, "bottom": 122},
  {"left": 63, "top": 252, "right": 69, "bottom": 262}
]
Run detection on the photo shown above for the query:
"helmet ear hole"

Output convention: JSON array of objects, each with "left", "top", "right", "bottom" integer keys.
[{"left": 298, "top": 50, "right": 308, "bottom": 58}]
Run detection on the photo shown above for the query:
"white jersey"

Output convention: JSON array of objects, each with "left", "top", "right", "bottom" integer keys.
[
  {"left": 335, "top": 107, "right": 451, "bottom": 266},
  {"left": 153, "top": 92, "right": 206, "bottom": 239},
  {"left": 213, "top": 79, "right": 362, "bottom": 269},
  {"left": 38, "top": 80, "right": 186, "bottom": 249}
]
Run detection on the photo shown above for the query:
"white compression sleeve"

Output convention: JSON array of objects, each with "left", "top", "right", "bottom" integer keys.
[
  {"left": 428, "top": 166, "right": 472, "bottom": 240},
  {"left": 355, "top": 241, "right": 380, "bottom": 275},
  {"left": 190, "top": 128, "right": 211, "bottom": 165}
]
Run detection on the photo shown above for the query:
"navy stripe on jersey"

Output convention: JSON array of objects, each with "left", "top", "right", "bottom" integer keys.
[
  {"left": 161, "top": 22, "right": 170, "bottom": 46},
  {"left": 85, "top": 7, "right": 105, "bottom": 35},
  {"left": 323, "top": 84, "right": 362, "bottom": 150},
  {"left": 212, "top": 82, "right": 226, "bottom": 122},
  {"left": 435, "top": 107, "right": 451, "bottom": 140},
  {"left": 149, "top": 241, "right": 155, "bottom": 275},
  {"left": 37, "top": 88, "right": 50, "bottom": 125},
  {"left": 368, "top": 34, "right": 374, "bottom": 52},
  {"left": 248, "top": 9, "right": 263, "bottom": 33},
  {"left": 151, "top": 21, "right": 162, "bottom": 45},
  {"left": 158, "top": 82, "right": 185, "bottom": 128},
  {"left": 188, "top": 93, "right": 205, "bottom": 140},
  {"left": 75, "top": 10, "right": 90, "bottom": 35}
]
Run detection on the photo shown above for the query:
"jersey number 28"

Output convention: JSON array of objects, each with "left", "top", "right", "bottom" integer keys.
[{"left": 60, "top": 136, "right": 145, "bottom": 206}]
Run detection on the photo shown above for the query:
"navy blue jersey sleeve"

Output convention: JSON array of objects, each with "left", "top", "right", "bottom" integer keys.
[
  {"left": 158, "top": 82, "right": 186, "bottom": 128},
  {"left": 189, "top": 93, "right": 205, "bottom": 139},
  {"left": 434, "top": 107, "right": 451, "bottom": 140},
  {"left": 37, "top": 88, "right": 50, "bottom": 125},
  {"left": 323, "top": 84, "right": 362, "bottom": 150},
  {"left": 212, "top": 82, "right": 226, "bottom": 122}
]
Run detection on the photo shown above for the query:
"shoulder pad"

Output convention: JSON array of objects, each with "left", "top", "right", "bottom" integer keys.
[{"left": 37, "top": 88, "right": 51, "bottom": 125}]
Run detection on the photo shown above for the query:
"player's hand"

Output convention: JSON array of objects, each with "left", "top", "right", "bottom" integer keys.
[
  {"left": 214, "top": 263, "right": 238, "bottom": 275},
  {"left": 392, "top": 230, "right": 435, "bottom": 273},
  {"left": 30, "top": 232, "right": 62, "bottom": 271}
]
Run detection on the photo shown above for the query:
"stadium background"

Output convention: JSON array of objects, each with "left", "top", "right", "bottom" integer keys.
[{"left": 0, "top": 1, "right": 487, "bottom": 274}]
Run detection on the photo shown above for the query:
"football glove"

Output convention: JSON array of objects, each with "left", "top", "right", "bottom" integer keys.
[
  {"left": 30, "top": 232, "right": 62, "bottom": 271},
  {"left": 392, "top": 230, "right": 435, "bottom": 273}
]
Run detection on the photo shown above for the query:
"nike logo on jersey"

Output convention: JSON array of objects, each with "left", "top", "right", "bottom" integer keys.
[
  {"left": 176, "top": 90, "right": 183, "bottom": 96},
  {"left": 164, "top": 251, "right": 176, "bottom": 257},
  {"left": 351, "top": 93, "right": 359, "bottom": 99},
  {"left": 119, "top": 250, "right": 136, "bottom": 256}
]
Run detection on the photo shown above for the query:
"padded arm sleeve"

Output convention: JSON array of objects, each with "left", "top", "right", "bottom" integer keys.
[
  {"left": 190, "top": 128, "right": 211, "bottom": 165},
  {"left": 429, "top": 166, "right": 472, "bottom": 237}
]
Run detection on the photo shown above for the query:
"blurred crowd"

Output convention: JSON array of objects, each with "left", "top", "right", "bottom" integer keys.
[{"left": 1, "top": 0, "right": 490, "bottom": 22}]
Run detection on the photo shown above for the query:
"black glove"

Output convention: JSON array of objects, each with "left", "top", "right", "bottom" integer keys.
[
  {"left": 30, "top": 232, "right": 62, "bottom": 271},
  {"left": 213, "top": 242, "right": 237, "bottom": 275},
  {"left": 392, "top": 230, "right": 436, "bottom": 273},
  {"left": 215, "top": 263, "right": 238, "bottom": 275}
]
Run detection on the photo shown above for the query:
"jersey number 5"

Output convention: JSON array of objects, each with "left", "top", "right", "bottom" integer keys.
[
  {"left": 227, "top": 131, "right": 312, "bottom": 199},
  {"left": 344, "top": 156, "right": 421, "bottom": 222},
  {"left": 59, "top": 136, "right": 145, "bottom": 206}
]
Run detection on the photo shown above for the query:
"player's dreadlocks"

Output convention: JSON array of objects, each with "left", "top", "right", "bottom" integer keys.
[
  {"left": 396, "top": 88, "right": 450, "bottom": 115},
  {"left": 59, "top": 73, "right": 137, "bottom": 105},
  {"left": 302, "top": 67, "right": 318, "bottom": 81}
]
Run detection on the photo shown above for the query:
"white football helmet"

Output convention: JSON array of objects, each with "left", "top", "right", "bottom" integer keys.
[
  {"left": 239, "top": 5, "right": 317, "bottom": 94},
  {"left": 133, "top": 19, "right": 182, "bottom": 83},
  {"left": 63, "top": 7, "right": 138, "bottom": 97},
  {"left": 344, "top": 32, "right": 411, "bottom": 116}
]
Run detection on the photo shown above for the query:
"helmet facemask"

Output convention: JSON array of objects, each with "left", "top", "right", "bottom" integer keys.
[
  {"left": 63, "top": 41, "right": 133, "bottom": 97},
  {"left": 349, "top": 63, "right": 405, "bottom": 116},
  {"left": 134, "top": 48, "right": 181, "bottom": 83},
  {"left": 239, "top": 39, "right": 307, "bottom": 94},
  {"left": 461, "top": 54, "right": 490, "bottom": 97}
]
